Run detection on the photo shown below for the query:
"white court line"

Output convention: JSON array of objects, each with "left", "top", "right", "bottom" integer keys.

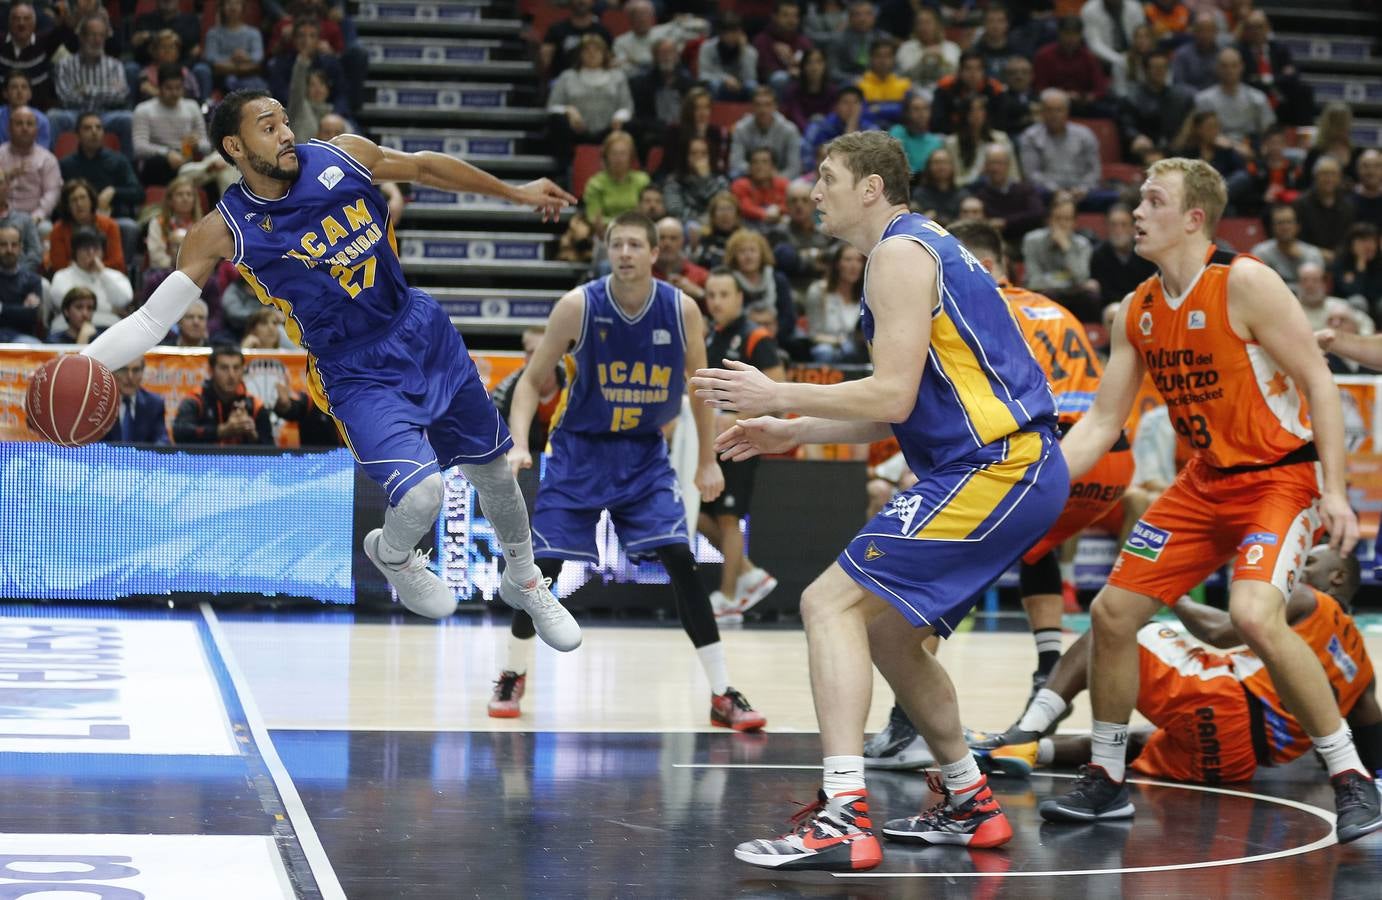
[
  {"left": 674, "top": 765, "right": 1338, "bottom": 880},
  {"left": 201, "top": 604, "right": 346, "bottom": 900}
]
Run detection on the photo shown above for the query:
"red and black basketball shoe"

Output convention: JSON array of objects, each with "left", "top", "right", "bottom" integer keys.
[
  {"left": 735, "top": 788, "right": 883, "bottom": 871},
  {"left": 882, "top": 772, "right": 1014, "bottom": 848}
]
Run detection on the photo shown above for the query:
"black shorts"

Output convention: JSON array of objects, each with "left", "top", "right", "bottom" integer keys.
[{"left": 705, "top": 457, "right": 759, "bottom": 519}]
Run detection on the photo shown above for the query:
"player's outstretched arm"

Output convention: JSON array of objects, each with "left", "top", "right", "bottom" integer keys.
[
  {"left": 1318, "top": 328, "right": 1382, "bottom": 371},
  {"left": 692, "top": 239, "right": 929, "bottom": 422},
  {"left": 81, "top": 211, "right": 233, "bottom": 371},
  {"left": 328, "top": 133, "right": 576, "bottom": 222},
  {"left": 507, "top": 288, "right": 583, "bottom": 474},
  {"left": 1060, "top": 293, "right": 1147, "bottom": 480},
  {"left": 1232, "top": 258, "right": 1359, "bottom": 554},
  {"left": 679, "top": 294, "right": 724, "bottom": 502},
  {"left": 714, "top": 417, "right": 893, "bottom": 462}
]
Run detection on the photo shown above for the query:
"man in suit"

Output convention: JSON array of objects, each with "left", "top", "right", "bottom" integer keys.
[{"left": 103, "top": 357, "right": 169, "bottom": 444}]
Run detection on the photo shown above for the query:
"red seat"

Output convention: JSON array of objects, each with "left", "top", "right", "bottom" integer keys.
[
  {"left": 572, "top": 144, "right": 604, "bottom": 198},
  {"left": 601, "top": 8, "right": 630, "bottom": 36},
  {"left": 710, "top": 101, "right": 751, "bottom": 131},
  {"left": 1217, "top": 217, "right": 1264, "bottom": 253},
  {"left": 52, "top": 130, "right": 121, "bottom": 159},
  {"left": 1073, "top": 117, "right": 1121, "bottom": 166},
  {"left": 645, "top": 144, "right": 664, "bottom": 175},
  {"left": 1104, "top": 162, "right": 1144, "bottom": 184},
  {"left": 1076, "top": 212, "right": 1108, "bottom": 240}
]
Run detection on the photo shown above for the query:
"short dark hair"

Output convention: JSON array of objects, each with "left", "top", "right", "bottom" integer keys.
[
  {"left": 948, "top": 220, "right": 1005, "bottom": 267},
  {"left": 1057, "top": 16, "right": 1082, "bottom": 34},
  {"left": 156, "top": 62, "right": 183, "bottom": 86},
  {"left": 639, "top": 183, "right": 663, "bottom": 198},
  {"left": 823, "top": 130, "right": 911, "bottom": 206},
  {"left": 749, "top": 146, "right": 775, "bottom": 163},
  {"left": 718, "top": 11, "right": 744, "bottom": 33},
  {"left": 76, "top": 110, "right": 103, "bottom": 130},
  {"left": 959, "top": 50, "right": 985, "bottom": 70},
  {"left": 706, "top": 266, "right": 741, "bottom": 289},
  {"left": 209, "top": 344, "right": 244, "bottom": 369},
  {"left": 70, "top": 225, "right": 105, "bottom": 252},
  {"left": 837, "top": 85, "right": 864, "bottom": 103},
  {"left": 209, "top": 89, "right": 272, "bottom": 165},
  {"left": 61, "top": 286, "right": 97, "bottom": 311},
  {"left": 604, "top": 210, "right": 657, "bottom": 247},
  {"left": 3, "top": 70, "right": 29, "bottom": 89}
]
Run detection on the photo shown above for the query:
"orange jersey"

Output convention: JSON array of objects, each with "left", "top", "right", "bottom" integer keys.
[
  {"left": 1003, "top": 283, "right": 1102, "bottom": 426},
  {"left": 1126, "top": 247, "right": 1312, "bottom": 469},
  {"left": 1236, "top": 589, "right": 1374, "bottom": 766}
]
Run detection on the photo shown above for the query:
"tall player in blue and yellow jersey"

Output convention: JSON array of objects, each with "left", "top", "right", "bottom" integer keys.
[
  {"left": 693, "top": 131, "right": 1069, "bottom": 871},
  {"left": 75, "top": 91, "right": 581, "bottom": 651},
  {"left": 504, "top": 211, "right": 767, "bottom": 731}
]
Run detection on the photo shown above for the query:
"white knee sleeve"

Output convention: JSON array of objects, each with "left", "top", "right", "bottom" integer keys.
[{"left": 381, "top": 472, "right": 443, "bottom": 558}]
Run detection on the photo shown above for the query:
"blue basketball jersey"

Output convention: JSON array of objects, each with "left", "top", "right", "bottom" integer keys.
[
  {"left": 216, "top": 140, "right": 408, "bottom": 355},
  {"left": 861, "top": 213, "right": 1056, "bottom": 476},
  {"left": 555, "top": 276, "right": 686, "bottom": 437}
]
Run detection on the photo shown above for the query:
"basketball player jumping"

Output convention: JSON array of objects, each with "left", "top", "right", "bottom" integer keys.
[
  {"left": 75, "top": 91, "right": 582, "bottom": 652},
  {"left": 1039, "top": 158, "right": 1381, "bottom": 843}
]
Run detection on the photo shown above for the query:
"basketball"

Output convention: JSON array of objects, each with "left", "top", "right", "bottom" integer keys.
[{"left": 24, "top": 355, "right": 119, "bottom": 447}]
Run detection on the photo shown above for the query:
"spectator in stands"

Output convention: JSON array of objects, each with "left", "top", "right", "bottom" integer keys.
[
  {"left": 1333, "top": 222, "right": 1382, "bottom": 311},
  {"left": 1235, "top": 10, "right": 1312, "bottom": 126},
  {"left": 1144, "top": 0, "right": 1191, "bottom": 42},
  {"left": 52, "top": 14, "right": 131, "bottom": 158},
  {"left": 581, "top": 131, "right": 649, "bottom": 231},
  {"left": 547, "top": 34, "right": 633, "bottom": 151},
  {"left": 205, "top": 0, "right": 268, "bottom": 93},
  {"left": 267, "top": 19, "right": 347, "bottom": 138},
  {"left": 663, "top": 87, "right": 727, "bottom": 176},
  {"left": 774, "top": 180, "right": 833, "bottom": 292},
  {"left": 956, "top": 194, "right": 986, "bottom": 223},
  {"left": 966, "top": 142, "right": 1045, "bottom": 243},
  {"left": 1171, "top": 109, "right": 1252, "bottom": 209},
  {"left": 692, "top": 191, "right": 742, "bottom": 270},
  {"left": 1033, "top": 17, "right": 1110, "bottom": 116},
  {"left": 614, "top": 0, "right": 658, "bottom": 72},
  {"left": 1110, "top": 21, "right": 1158, "bottom": 98},
  {"left": 828, "top": 1, "right": 885, "bottom": 85},
  {"left": 780, "top": 47, "right": 836, "bottom": 132},
  {"left": 1081, "top": 0, "right": 1147, "bottom": 74},
  {"left": 46, "top": 286, "right": 101, "bottom": 344},
  {"left": 1022, "top": 192, "right": 1099, "bottom": 320},
  {"left": 803, "top": 243, "right": 864, "bottom": 362},
  {"left": 0, "top": 71, "right": 51, "bottom": 149},
  {"left": 724, "top": 226, "right": 794, "bottom": 344},
  {"left": 638, "top": 183, "right": 666, "bottom": 220},
  {"left": 1302, "top": 102, "right": 1360, "bottom": 186},
  {"left": 664, "top": 135, "right": 731, "bottom": 224},
  {"left": 103, "top": 358, "right": 169, "bottom": 444},
  {"left": 629, "top": 39, "right": 695, "bottom": 166},
  {"left": 1296, "top": 262, "right": 1372, "bottom": 334},
  {"left": 174, "top": 346, "right": 274, "bottom": 446},
  {"left": 800, "top": 86, "right": 873, "bottom": 174},
  {"left": 146, "top": 175, "right": 202, "bottom": 270},
  {"left": 1194, "top": 47, "right": 1273, "bottom": 151},
  {"left": 1252, "top": 202, "right": 1325, "bottom": 291},
  {"left": 1295, "top": 157, "right": 1356, "bottom": 266},
  {"left": 729, "top": 86, "right": 802, "bottom": 180},
  {"left": 1171, "top": 11, "right": 1224, "bottom": 91},
  {"left": 0, "top": 222, "right": 40, "bottom": 342},
  {"left": 1117, "top": 50, "right": 1194, "bottom": 155},
  {"left": 46, "top": 177, "right": 123, "bottom": 274},
  {"left": 888, "top": 92, "right": 941, "bottom": 174},
  {"left": 732, "top": 147, "right": 789, "bottom": 227},
  {"left": 0, "top": 167, "right": 40, "bottom": 269},
  {"left": 541, "top": 0, "right": 612, "bottom": 78},
  {"left": 754, "top": 0, "right": 812, "bottom": 92},
  {"left": 803, "top": 0, "right": 847, "bottom": 49},
  {"left": 896, "top": 6, "right": 959, "bottom": 91},
  {"left": 1019, "top": 89, "right": 1109, "bottom": 210},
  {"left": 295, "top": 68, "right": 350, "bottom": 147},
  {"left": 1090, "top": 203, "right": 1156, "bottom": 305},
  {"left": 856, "top": 37, "right": 910, "bottom": 123},
  {"left": 138, "top": 30, "right": 201, "bottom": 101},
  {"left": 992, "top": 56, "right": 1038, "bottom": 137},
  {"left": 910, "top": 146, "right": 962, "bottom": 223},
  {"left": 930, "top": 51, "right": 1005, "bottom": 135},
  {"left": 56, "top": 0, "right": 121, "bottom": 57},
  {"left": 240, "top": 307, "right": 293, "bottom": 349},
  {"left": 654, "top": 215, "right": 709, "bottom": 304},
  {"left": 945, "top": 95, "right": 1017, "bottom": 186},
  {"left": 0, "top": 3, "right": 63, "bottom": 110},
  {"left": 166, "top": 297, "right": 211, "bottom": 348},
  {"left": 974, "top": 3, "right": 1023, "bottom": 81},
  {"left": 1354, "top": 149, "right": 1382, "bottom": 228},
  {"left": 0, "top": 105, "right": 59, "bottom": 224},
  {"left": 132, "top": 64, "right": 209, "bottom": 186},
  {"left": 265, "top": 0, "right": 347, "bottom": 58},
  {"left": 649, "top": 6, "right": 711, "bottom": 51},
  {"left": 555, "top": 210, "right": 594, "bottom": 265},
  {"left": 131, "top": 0, "right": 202, "bottom": 68},
  {"left": 1242, "top": 123, "right": 1304, "bottom": 214},
  {"left": 48, "top": 226, "right": 131, "bottom": 328},
  {"left": 699, "top": 12, "right": 758, "bottom": 101}
]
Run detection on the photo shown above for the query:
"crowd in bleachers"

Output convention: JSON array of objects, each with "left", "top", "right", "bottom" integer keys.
[
  {"left": 545, "top": 0, "right": 1382, "bottom": 363},
  {"left": 0, "top": 0, "right": 366, "bottom": 351}
]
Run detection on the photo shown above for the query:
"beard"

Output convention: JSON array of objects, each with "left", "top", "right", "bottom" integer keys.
[{"left": 244, "top": 145, "right": 301, "bottom": 183}]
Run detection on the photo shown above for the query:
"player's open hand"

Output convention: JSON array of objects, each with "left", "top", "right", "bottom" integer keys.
[
  {"left": 507, "top": 446, "right": 533, "bottom": 478},
  {"left": 514, "top": 178, "right": 577, "bottom": 223},
  {"left": 1319, "top": 492, "right": 1359, "bottom": 556},
  {"left": 691, "top": 360, "right": 779, "bottom": 417},
  {"left": 1314, "top": 328, "right": 1337, "bottom": 353},
  {"left": 695, "top": 460, "right": 724, "bottom": 503},
  {"left": 714, "top": 416, "right": 799, "bottom": 462}
]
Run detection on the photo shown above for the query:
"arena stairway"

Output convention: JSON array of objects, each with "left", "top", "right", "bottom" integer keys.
[
  {"left": 353, "top": 0, "right": 582, "bottom": 340},
  {"left": 1259, "top": 0, "right": 1382, "bottom": 132}
]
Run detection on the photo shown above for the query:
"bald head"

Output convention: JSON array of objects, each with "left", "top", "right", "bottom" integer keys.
[{"left": 1216, "top": 47, "right": 1244, "bottom": 86}]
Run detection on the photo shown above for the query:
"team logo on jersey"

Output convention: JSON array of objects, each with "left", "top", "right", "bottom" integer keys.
[
  {"left": 258, "top": 214, "right": 273, "bottom": 233},
  {"left": 864, "top": 541, "right": 885, "bottom": 561},
  {"left": 1139, "top": 311, "right": 1153, "bottom": 336},
  {"left": 652, "top": 329, "right": 672, "bottom": 345},
  {"left": 1245, "top": 545, "right": 1264, "bottom": 566},
  {"left": 598, "top": 328, "right": 608, "bottom": 342},
  {"left": 1124, "top": 520, "right": 1171, "bottom": 562},
  {"left": 1187, "top": 310, "right": 1206, "bottom": 329},
  {"left": 882, "top": 493, "right": 923, "bottom": 533},
  {"left": 318, "top": 165, "right": 345, "bottom": 190}
]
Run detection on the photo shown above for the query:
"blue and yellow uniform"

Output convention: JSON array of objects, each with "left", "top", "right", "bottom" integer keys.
[
  {"left": 533, "top": 276, "right": 690, "bottom": 562},
  {"left": 839, "top": 213, "right": 1068, "bottom": 635},
  {"left": 216, "top": 139, "right": 510, "bottom": 504}
]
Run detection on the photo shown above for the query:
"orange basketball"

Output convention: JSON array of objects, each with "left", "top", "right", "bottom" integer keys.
[{"left": 24, "top": 355, "right": 119, "bottom": 447}]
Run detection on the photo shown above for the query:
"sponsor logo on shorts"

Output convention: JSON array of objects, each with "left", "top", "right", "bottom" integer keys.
[
  {"left": 881, "top": 493, "right": 922, "bottom": 533},
  {"left": 864, "top": 541, "right": 885, "bottom": 561},
  {"left": 1245, "top": 544, "right": 1264, "bottom": 566},
  {"left": 1239, "top": 532, "right": 1279, "bottom": 547},
  {"left": 383, "top": 469, "right": 402, "bottom": 489},
  {"left": 1187, "top": 310, "right": 1206, "bottom": 329},
  {"left": 1123, "top": 521, "right": 1171, "bottom": 561},
  {"left": 318, "top": 165, "right": 345, "bottom": 190},
  {"left": 652, "top": 329, "right": 672, "bottom": 345}
]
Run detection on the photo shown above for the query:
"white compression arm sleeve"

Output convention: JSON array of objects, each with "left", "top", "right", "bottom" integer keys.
[{"left": 81, "top": 270, "right": 203, "bottom": 370}]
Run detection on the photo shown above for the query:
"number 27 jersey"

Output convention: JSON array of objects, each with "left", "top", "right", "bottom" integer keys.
[{"left": 216, "top": 140, "right": 409, "bottom": 355}]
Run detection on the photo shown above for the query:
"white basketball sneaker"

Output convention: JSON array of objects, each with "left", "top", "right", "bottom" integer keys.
[
  {"left": 735, "top": 567, "right": 778, "bottom": 615},
  {"left": 363, "top": 529, "right": 457, "bottom": 618},
  {"left": 500, "top": 573, "right": 582, "bottom": 652}
]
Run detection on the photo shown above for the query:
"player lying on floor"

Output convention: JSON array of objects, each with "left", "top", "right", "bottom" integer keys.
[{"left": 970, "top": 545, "right": 1381, "bottom": 787}]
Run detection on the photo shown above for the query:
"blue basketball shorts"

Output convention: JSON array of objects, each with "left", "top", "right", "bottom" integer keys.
[
  {"left": 838, "top": 429, "right": 1068, "bottom": 637},
  {"left": 532, "top": 429, "right": 689, "bottom": 563},
  {"left": 313, "top": 288, "right": 511, "bottom": 505}
]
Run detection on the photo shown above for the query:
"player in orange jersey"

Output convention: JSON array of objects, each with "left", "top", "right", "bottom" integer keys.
[
  {"left": 1037, "top": 157, "right": 1380, "bottom": 843},
  {"left": 976, "top": 545, "right": 1381, "bottom": 787}
]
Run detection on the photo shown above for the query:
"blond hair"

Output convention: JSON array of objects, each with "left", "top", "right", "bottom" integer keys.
[
  {"left": 822, "top": 130, "right": 911, "bottom": 206},
  {"left": 1147, "top": 157, "right": 1227, "bottom": 235},
  {"left": 724, "top": 227, "right": 774, "bottom": 274}
]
